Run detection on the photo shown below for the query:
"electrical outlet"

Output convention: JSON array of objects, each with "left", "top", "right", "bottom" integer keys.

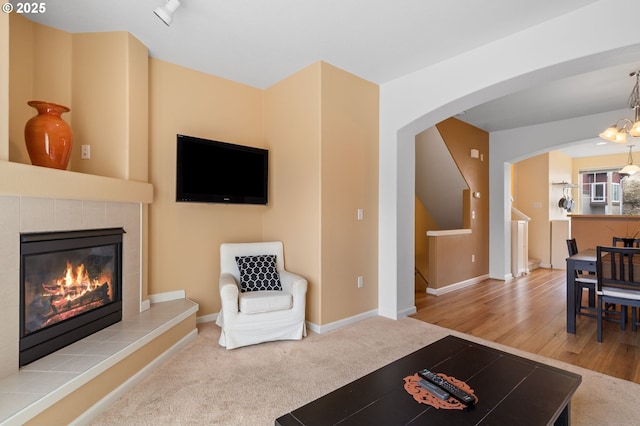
[
  {"left": 357, "top": 276, "right": 363, "bottom": 288},
  {"left": 472, "top": 254, "right": 475, "bottom": 263},
  {"left": 357, "top": 208, "right": 364, "bottom": 221},
  {"left": 81, "top": 144, "right": 91, "bottom": 159}
]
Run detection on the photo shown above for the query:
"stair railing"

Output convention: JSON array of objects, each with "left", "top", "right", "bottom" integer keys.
[{"left": 511, "top": 207, "right": 531, "bottom": 278}]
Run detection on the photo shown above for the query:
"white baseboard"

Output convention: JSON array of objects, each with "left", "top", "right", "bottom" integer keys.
[
  {"left": 197, "top": 312, "right": 218, "bottom": 324},
  {"left": 140, "top": 299, "right": 150, "bottom": 312},
  {"left": 148, "top": 290, "right": 186, "bottom": 304},
  {"left": 427, "top": 274, "right": 489, "bottom": 296},
  {"left": 306, "top": 309, "right": 378, "bottom": 334},
  {"left": 72, "top": 328, "right": 198, "bottom": 426},
  {"left": 196, "top": 310, "right": 381, "bottom": 334},
  {"left": 397, "top": 306, "right": 417, "bottom": 318}
]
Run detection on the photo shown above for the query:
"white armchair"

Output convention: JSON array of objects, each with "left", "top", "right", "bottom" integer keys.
[{"left": 215, "top": 241, "right": 307, "bottom": 349}]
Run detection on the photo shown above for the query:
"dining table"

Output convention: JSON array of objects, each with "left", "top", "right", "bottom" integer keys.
[
  {"left": 565, "top": 248, "right": 597, "bottom": 334},
  {"left": 566, "top": 246, "right": 640, "bottom": 334}
]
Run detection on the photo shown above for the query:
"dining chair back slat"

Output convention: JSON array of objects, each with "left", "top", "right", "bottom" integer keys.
[
  {"left": 612, "top": 237, "right": 640, "bottom": 248},
  {"left": 595, "top": 246, "right": 640, "bottom": 342},
  {"left": 567, "top": 238, "right": 597, "bottom": 318}
]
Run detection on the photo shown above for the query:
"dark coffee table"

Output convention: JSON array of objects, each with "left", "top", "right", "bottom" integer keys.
[{"left": 275, "top": 335, "right": 581, "bottom": 425}]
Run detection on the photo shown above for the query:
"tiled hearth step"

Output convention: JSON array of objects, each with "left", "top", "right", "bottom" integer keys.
[{"left": 0, "top": 298, "right": 198, "bottom": 425}]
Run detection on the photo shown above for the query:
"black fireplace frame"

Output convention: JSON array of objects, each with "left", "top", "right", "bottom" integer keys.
[{"left": 19, "top": 227, "right": 125, "bottom": 366}]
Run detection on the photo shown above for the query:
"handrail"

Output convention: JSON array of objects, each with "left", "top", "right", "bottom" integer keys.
[{"left": 511, "top": 206, "right": 531, "bottom": 222}]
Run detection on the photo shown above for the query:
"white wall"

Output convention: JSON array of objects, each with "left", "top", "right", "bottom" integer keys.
[{"left": 378, "top": 0, "right": 640, "bottom": 319}]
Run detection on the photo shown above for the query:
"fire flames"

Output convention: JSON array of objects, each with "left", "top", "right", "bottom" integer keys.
[
  {"left": 27, "top": 260, "right": 114, "bottom": 330},
  {"left": 45, "top": 261, "right": 113, "bottom": 303}
]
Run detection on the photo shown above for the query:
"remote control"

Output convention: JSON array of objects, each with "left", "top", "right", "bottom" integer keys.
[
  {"left": 418, "top": 379, "right": 450, "bottom": 400},
  {"left": 418, "top": 369, "right": 476, "bottom": 406}
]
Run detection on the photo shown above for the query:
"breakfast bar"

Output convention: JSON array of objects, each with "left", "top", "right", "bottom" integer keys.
[{"left": 570, "top": 215, "right": 640, "bottom": 250}]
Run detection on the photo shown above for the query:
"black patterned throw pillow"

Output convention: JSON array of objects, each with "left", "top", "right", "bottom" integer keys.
[{"left": 235, "top": 254, "right": 282, "bottom": 292}]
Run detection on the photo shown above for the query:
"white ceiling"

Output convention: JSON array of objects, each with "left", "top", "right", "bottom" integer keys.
[
  {"left": 457, "top": 62, "right": 640, "bottom": 158},
  {"left": 20, "top": 0, "right": 640, "bottom": 158}
]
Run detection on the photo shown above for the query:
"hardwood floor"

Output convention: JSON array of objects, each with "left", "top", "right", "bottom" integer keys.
[{"left": 412, "top": 268, "right": 640, "bottom": 384}]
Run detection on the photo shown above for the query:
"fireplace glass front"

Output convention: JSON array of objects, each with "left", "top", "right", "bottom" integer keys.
[{"left": 20, "top": 228, "right": 124, "bottom": 366}]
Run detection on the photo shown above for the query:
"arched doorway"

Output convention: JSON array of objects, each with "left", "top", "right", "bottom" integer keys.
[{"left": 377, "top": 3, "right": 640, "bottom": 319}]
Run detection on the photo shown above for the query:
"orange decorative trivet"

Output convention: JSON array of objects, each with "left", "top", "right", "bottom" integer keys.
[{"left": 403, "top": 373, "right": 478, "bottom": 410}]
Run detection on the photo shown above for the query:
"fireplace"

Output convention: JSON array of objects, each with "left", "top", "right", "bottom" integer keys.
[{"left": 19, "top": 228, "right": 125, "bottom": 366}]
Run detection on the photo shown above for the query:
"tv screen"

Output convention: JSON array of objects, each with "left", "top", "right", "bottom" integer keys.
[{"left": 176, "top": 134, "right": 268, "bottom": 205}]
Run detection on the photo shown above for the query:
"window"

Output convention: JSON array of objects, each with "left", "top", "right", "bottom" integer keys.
[
  {"left": 579, "top": 169, "right": 624, "bottom": 214},
  {"left": 590, "top": 182, "right": 606, "bottom": 202},
  {"left": 612, "top": 182, "right": 620, "bottom": 203}
]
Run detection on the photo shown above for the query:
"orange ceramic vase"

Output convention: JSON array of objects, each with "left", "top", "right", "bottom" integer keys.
[{"left": 24, "top": 100, "right": 73, "bottom": 170}]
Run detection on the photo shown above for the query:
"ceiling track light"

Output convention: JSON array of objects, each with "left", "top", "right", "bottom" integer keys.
[
  {"left": 600, "top": 70, "right": 640, "bottom": 144},
  {"left": 619, "top": 145, "right": 640, "bottom": 175},
  {"left": 154, "top": 0, "right": 181, "bottom": 26}
]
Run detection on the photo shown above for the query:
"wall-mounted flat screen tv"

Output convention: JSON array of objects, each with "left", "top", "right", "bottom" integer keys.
[{"left": 176, "top": 134, "right": 268, "bottom": 205}]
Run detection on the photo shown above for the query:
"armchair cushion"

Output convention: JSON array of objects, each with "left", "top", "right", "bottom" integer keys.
[
  {"left": 239, "top": 290, "right": 293, "bottom": 314},
  {"left": 235, "top": 254, "right": 282, "bottom": 292}
]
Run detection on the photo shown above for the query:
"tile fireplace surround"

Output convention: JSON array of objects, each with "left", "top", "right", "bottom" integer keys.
[
  {"left": 0, "top": 194, "right": 161, "bottom": 423},
  {"left": 0, "top": 195, "right": 144, "bottom": 374}
]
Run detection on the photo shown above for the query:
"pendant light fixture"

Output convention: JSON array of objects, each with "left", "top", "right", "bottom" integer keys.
[
  {"left": 599, "top": 70, "right": 640, "bottom": 144},
  {"left": 619, "top": 145, "right": 640, "bottom": 175},
  {"left": 154, "top": 0, "right": 181, "bottom": 26}
]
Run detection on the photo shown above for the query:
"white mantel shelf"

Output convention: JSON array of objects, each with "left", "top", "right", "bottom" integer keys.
[{"left": 0, "top": 160, "right": 153, "bottom": 204}]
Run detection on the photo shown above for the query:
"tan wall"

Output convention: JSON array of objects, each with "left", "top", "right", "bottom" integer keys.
[
  {"left": 263, "top": 63, "right": 322, "bottom": 323},
  {"left": 319, "top": 63, "right": 378, "bottom": 324},
  {"left": 31, "top": 20, "right": 72, "bottom": 109},
  {"left": 571, "top": 215, "right": 640, "bottom": 249},
  {"left": 429, "top": 232, "right": 475, "bottom": 286},
  {"left": 512, "top": 150, "right": 594, "bottom": 267},
  {"left": 0, "top": 12, "right": 8, "bottom": 160},
  {"left": 8, "top": 14, "right": 35, "bottom": 164},
  {"left": 9, "top": 14, "right": 72, "bottom": 165},
  {"left": 427, "top": 118, "right": 489, "bottom": 289},
  {"left": 263, "top": 62, "right": 379, "bottom": 325},
  {"left": 548, "top": 151, "right": 573, "bottom": 221},
  {"left": 572, "top": 152, "right": 627, "bottom": 176},
  {"left": 71, "top": 32, "right": 129, "bottom": 178},
  {"left": 6, "top": 17, "right": 380, "bottom": 326},
  {"left": 415, "top": 196, "right": 437, "bottom": 289},
  {"left": 126, "top": 33, "right": 150, "bottom": 182},
  {"left": 8, "top": 14, "right": 147, "bottom": 181},
  {"left": 515, "top": 154, "right": 550, "bottom": 264},
  {"left": 148, "top": 58, "right": 265, "bottom": 317}
]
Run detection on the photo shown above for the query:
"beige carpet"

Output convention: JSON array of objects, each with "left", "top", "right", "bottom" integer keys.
[{"left": 89, "top": 317, "right": 639, "bottom": 425}]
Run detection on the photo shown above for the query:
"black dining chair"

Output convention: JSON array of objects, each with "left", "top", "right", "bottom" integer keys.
[
  {"left": 566, "top": 238, "right": 597, "bottom": 317},
  {"left": 595, "top": 246, "right": 640, "bottom": 342},
  {"left": 612, "top": 237, "right": 640, "bottom": 247}
]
